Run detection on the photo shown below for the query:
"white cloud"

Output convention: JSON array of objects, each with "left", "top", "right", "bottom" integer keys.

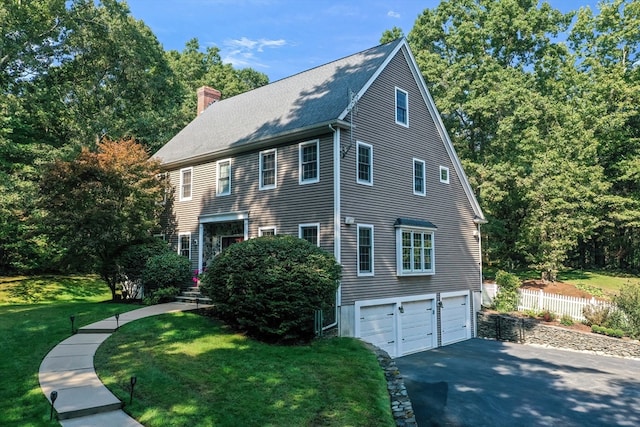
[
  {"left": 387, "top": 10, "right": 400, "bottom": 18},
  {"left": 222, "top": 37, "right": 287, "bottom": 68}
]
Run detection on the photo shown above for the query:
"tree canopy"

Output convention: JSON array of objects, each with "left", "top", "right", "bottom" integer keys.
[
  {"left": 0, "top": 0, "right": 267, "bottom": 275},
  {"left": 404, "top": 0, "right": 640, "bottom": 277}
]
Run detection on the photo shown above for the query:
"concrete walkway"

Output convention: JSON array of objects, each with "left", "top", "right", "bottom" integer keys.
[{"left": 39, "top": 302, "right": 211, "bottom": 427}]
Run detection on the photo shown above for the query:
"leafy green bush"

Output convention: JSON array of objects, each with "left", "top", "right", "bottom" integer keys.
[
  {"left": 582, "top": 304, "right": 611, "bottom": 326},
  {"left": 117, "top": 239, "right": 170, "bottom": 299},
  {"left": 560, "top": 314, "right": 574, "bottom": 326},
  {"left": 199, "top": 235, "right": 341, "bottom": 344},
  {"left": 143, "top": 286, "right": 180, "bottom": 305},
  {"left": 613, "top": 283, "right": 640, "bottom": 338},
  {"left": 591, "top": 325, "right": 625, "bottom": 338},
  {"left": 493, "top": 270, "right": 521, "bottom": 312},
  {"left": 142, "top": 252, "right": 191, "bottom": 292}
]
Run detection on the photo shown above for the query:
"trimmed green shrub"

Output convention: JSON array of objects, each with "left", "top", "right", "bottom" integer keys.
[
  {"left": 493, "top": 270, "right": 521, "bottom": 312},
  {"left": 142, "top": 252, "right": 191, "bottom": 292},
  {"left": 591, "top": 325, "right": 625, "bottom": 338},
  {"left": 117, "top": 239, "right": 171, "bottom": 299},
  {"left": 613, "top": 283, "right": 640, "bottom": 338},
  {"left": 143, "top": 286, "right": 180, "bottom": 305},
  {"left": 560, "top": 314, "right": 574, "bottom": 326},
  {"left": 199, "top": 235, "right": 342, "bottom": 344}
]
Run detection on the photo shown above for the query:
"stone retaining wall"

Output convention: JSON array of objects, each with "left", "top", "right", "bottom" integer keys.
[{"left": 477, "top": 311, "right": 640, "bottom": 359}]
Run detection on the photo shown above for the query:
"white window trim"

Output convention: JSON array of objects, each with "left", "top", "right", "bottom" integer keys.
[
  {"left": 178, "top": 232, "right": 191, "bottom": 260},
  {"left": 395, "top": 87, "right": 409, "bottom": 127},
  {"left": 356, "top": 141, "right": 373, "bottom": 186},
  {"left": 259, "top": 148, "right": 277, "bottom": 190},
  {"left": 216, "top": 158, "right": 232, "bottom": 196},
  {"left": 357, "top": 224, "right": 374, "bottom": 277},
  {"left": 440, "top": 165, "right": 450, "bottom": 184},
  {"left": 413, "top": 158, "right": 426, "bottom": 196},
  {"left": 396, "top": 227, "right": 435, "bottom": 276},
  {"left": 299, "top": 139, "right": 320, "bottom": 185},
  {"left": 258, "top": 226, "right": 277, "bottom": 237},
  {"left": 179, "top": 167, "right": 193, "bottom": 201},
  {"left": 298, "top": 223, "right": 320, "bottom": 247}
]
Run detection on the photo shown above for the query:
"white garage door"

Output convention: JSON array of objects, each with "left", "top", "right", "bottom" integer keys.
[
  {"left": 440, "top": 294, "right": 469, "bottom": 345},
  {"left": 359, "top": 303, "right": 396, "bottom": 356},
  {"left": 400, "top": 299, "right": 436, "bottom": 355}
]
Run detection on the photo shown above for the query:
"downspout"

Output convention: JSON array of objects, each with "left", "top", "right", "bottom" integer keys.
[
  {"left": 323, "top": 123, "right": 340, "bottom": 331},
  {"left": 476, "top": 221, "right": 483, "bottom": 338}
]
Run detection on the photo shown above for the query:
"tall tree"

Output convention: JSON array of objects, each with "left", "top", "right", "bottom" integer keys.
[
  {"left": 39, "top": 139, "right": 165, "bottom": 299},
  {"left": 569, "top": 0, "right": 640, "bottom": 269},
  {"left": 407, "top": 0, "right": 607, "bottom": 277}
]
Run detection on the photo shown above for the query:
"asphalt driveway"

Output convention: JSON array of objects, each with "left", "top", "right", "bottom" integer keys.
[{"left": 395, "top": 339, "right": 640, "bottom": 427}]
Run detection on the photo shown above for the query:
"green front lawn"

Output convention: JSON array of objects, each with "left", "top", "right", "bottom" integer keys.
[
  {"left": 0, "top": 275, "right": 394, "bottom": 426},
  {"left": 0, "top": 275, "right": 137, "bottom": 426},
  {"left": 95, "top": 312, "right": 394, "bottom": 427}
]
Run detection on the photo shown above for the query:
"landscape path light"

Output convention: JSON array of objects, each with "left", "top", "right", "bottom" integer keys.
[
  {"left": 49, "top": 390, "right": 58, "bottom": 421},
  {"left": 130, "top": 376, "right": 137, "bottom": 405},
  {"left": 69, "top": 314, "right": 76, "bottom": 334}
]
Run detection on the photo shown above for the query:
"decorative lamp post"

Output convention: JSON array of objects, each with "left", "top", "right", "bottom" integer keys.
[{"left": 49, "top": 390, "right": 58, "bottom": 421}]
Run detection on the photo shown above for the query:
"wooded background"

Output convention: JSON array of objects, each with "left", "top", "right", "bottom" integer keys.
[{"left": 1, "top": 0, "right": 638, "bottom": 278}]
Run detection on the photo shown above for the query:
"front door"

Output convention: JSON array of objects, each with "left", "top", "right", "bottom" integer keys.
[{"left": 221, "top": 236, "right": 243, "bottom": 250}]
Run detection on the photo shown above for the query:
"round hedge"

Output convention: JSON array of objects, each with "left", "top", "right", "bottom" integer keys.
[
  {"left": 199, "top": 235, "right": 341, "bottom": 344},
  {"left": 142, "top": 251, "right": 192, "bottom": 291}
]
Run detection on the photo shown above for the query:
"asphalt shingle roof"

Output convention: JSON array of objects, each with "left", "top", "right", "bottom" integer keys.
[{"left": 153, "top": 39, "right": 403, "bottom": 166}]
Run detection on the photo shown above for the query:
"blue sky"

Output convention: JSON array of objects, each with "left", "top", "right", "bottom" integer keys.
[{"left": 127, "top": 0, "right": 600, "bottom": 82}]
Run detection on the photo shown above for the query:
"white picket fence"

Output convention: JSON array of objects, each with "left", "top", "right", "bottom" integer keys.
[{"left": 517, "top": 288, "right": 613, "bottom": 321}]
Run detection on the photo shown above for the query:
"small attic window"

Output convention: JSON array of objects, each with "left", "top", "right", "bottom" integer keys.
[
  {"left": 395, "top": 87, "right": 408, "bottom": 127},
  {"left": 440, "top": 166, "right": 450, "bottom": 184}
]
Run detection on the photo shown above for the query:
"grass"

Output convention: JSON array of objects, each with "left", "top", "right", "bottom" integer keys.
[
  {"left": 558, "top": 270, "right": 640, "bottom": 296},
  {"left": 95, "top": 312, "right": 395, "bottom": 427},
  {"left": 0, "top": 275, "right": 137, "bottom": 426},
  {"left": 0, "top": 275, "right": 395, "bottom": 426}
]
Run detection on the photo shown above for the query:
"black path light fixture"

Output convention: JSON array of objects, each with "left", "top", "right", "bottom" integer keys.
[
  {"left": 49, "top": 390, "right": 58, "bottom": 421},
  {"left": 115, "top": 312, "right": 120, "bottom": 331},
  {"left": 69, "top": 314, "right": 76, "bottom": 334},
  {"left": 129, "top": 376, "right": 137, "bottom": 405}
]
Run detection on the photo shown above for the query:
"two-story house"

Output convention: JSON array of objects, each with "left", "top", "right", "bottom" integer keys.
[{"left": 153, "top": 38, "right": 486, "bottom": 357}]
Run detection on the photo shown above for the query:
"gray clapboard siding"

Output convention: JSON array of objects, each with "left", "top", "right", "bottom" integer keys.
[{"left": 338, "top": 46, "right": 481, "bottom": 304}]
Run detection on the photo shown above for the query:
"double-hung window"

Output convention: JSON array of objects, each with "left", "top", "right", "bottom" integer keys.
[
  {"left": 356, "top": 141, "right": 373, "bottom": 185},
  {"left": 395, "top": 87, "right": 408, "bottom": 127},
  {"left": 299, "top": 223, "right": 320, "bottom": 247},
  {"left": 413, "top": 159, "right": 426, "bottom": 196},
  {"left": 217, "top": 159, "right": 231, "bottom": 196},
  {"left": 396, "top": 221, "right": 435, "bottom": 275},
  {"left": 179, "top": 167, "right": 193, "bottom": 201},
  {"left": 178, "top": 233, "right": 191, "bottom": 259},
  {"left": 357, "top": 224, "right": 374, "bottom": 276},
  {"left": 259, "top": 149, "right": 277, "bottom": 190},
  {"left": 299, "top": 140, "right": 319, "bottom": 184}
]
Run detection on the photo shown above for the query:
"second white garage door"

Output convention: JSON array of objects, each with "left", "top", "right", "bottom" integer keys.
[
  {"left": 400, "top": 299, "right": 435, "bottom": 355},
  {"left": 358, "top": 296, "right": 436, "bottom": 357}
]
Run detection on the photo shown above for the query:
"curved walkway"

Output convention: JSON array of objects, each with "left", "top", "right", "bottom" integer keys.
[{"left": 39, "top": 302, "right": 210, "bottom": 427}]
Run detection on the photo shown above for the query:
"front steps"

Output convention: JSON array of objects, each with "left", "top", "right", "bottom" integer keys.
[{"left": 175, "top": 286, "right": 212, "bottom": 304}]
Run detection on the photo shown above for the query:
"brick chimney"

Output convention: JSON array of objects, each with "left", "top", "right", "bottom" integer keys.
[{"left": 197, "top": 86, "right": 221, "bottom": 115}]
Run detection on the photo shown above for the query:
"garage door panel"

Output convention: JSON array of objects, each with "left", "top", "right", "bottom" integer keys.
[
  {"left": 359, "top": 304, "right": 396, "bottom": 356},
  {"left": 401, "top": 299, "right": 435, "bottom": 355},
  {"left": 440, "top": 295, "right": 469, "bottom": 346}
]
